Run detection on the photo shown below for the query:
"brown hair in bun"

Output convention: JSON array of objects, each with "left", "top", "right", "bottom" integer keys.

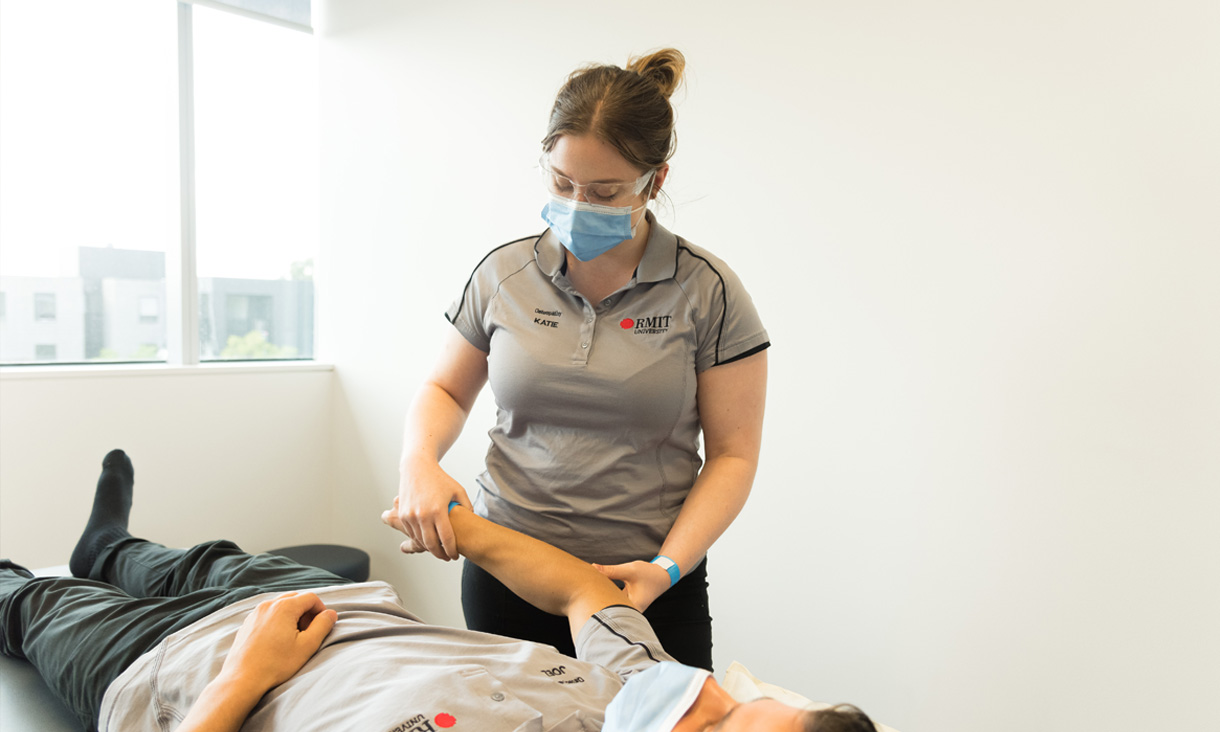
[{"left": 542, "top": 48, "right": 686, "bottom": 174}]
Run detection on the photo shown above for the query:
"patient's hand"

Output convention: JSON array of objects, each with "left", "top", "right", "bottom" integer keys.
[
  {"left": 592, "top": 561, "right": 672, "bottom": 612},
  {"left": 176, "top": 593, "right": 337, "bottom": 732},
  {"left": 382, "top": 496, "right": 419, "bottom": 553},
  {"left": 382, "top": 495, "right": 446, "bottom": 557},
  {"left": 221, "top": 592, "right": 337, "bottom": 692}
]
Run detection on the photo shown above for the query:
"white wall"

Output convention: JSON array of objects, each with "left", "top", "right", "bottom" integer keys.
[
  {"left": 316, "top": 2, "right": 1219, "bottom": 731},
  {"left": 0, "top": 366, "right": 334, "bottom": 567}
]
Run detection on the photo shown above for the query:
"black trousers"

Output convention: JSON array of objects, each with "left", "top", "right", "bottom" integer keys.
[
  {"left": 462, "top": 557, "right": 714, "bottom": 670},
  {"left": 0, "top": 538, "right": 348, "bottom": 732}
]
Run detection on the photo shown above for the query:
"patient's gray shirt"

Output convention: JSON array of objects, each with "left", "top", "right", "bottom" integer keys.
[
  {"left": 99, "top": 581, "right": 671, "bottom": 732},
  {"left": 447, "top": 214, "right": 770, "bottom": 564}
]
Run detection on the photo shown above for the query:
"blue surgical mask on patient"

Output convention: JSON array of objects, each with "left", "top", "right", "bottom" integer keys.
[
  {"left": 603, "top": 661, "right": 711, "bottom": 732},
  {"left": 540, "top": 195, "right": 647, "bottom": 262}
]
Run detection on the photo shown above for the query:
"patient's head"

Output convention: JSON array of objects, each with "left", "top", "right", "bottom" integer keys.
[
  {"left": 801, "top": 704, "right": 877, "bottom": 732},
  {"left": 671, "top": 683, "right": 877, "bottom": 732},
  {"left": 605, "top": 661, "right": 877, "bottom": 732}
]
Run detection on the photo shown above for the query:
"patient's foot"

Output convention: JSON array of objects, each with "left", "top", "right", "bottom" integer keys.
[{"left": 69, "top": 449, "right": 135, "bottom": 578}]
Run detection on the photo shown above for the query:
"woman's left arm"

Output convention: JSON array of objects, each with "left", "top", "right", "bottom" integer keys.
[{"left": 594, "top": 350, "right": 767, "bottom": 610}]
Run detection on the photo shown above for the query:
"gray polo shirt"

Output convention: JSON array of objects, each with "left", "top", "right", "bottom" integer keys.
[
  {"left": 446, "top": 214, "right": 769, "bottom": 564},
  {"left": 99, "top": 581, "right": 672, "bottom": 732}
]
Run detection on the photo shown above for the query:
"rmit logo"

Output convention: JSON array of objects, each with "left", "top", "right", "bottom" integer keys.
[
  {"left": 390, "top": 713, "right": 456, "bottom": 731},
  {"left": 620, "top": 315, "right": 672, "bottom": 332}
]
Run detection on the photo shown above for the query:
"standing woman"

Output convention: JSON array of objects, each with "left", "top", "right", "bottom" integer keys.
[{"left": 393, "top": 48, "right": 768, "bottom": 670}]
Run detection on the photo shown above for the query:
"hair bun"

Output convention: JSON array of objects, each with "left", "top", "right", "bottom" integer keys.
[{"left": 627, "top": 48, "right": 686, "bottom": 99}]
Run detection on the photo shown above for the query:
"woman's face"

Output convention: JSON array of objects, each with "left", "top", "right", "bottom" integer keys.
[{"left": 544, "top": 134, "right": 667, "bottom": 228}]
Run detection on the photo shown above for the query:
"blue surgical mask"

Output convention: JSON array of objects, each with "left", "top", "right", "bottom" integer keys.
[
  {"left": 541, "top": 195, "right": 647, "bottom": 262},
  {"left": 604, "top": 661, "right": 711, "bottom": 732}
]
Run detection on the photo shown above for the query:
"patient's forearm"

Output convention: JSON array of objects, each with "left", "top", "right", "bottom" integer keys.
[
  {"left": 449, "top": 506, "right": 631, "bottom": 637},
  {"left": 175, "top": 676, "right": 264, "bottom": 732}
]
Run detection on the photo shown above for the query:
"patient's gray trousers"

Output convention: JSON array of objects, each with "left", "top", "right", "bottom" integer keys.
[{"left": 0, "top": 537, "right": 349, "bottom": 732}]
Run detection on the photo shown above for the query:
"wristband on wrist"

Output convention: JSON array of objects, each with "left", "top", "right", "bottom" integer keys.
[
  {"left": 447, "top": 501, "right": 461, "bottom": 513},
  {"left": 650, "top": 555, "right": 681, "bottom": 588}
]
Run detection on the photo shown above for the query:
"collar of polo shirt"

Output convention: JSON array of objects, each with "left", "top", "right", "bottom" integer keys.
[{"left": 537, "top": 210, "right": 679, "bottom": 284}]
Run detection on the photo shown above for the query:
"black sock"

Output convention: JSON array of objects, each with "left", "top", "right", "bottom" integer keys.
[{"left": 69, "top": 449, "right": 135, "bottom": 578}]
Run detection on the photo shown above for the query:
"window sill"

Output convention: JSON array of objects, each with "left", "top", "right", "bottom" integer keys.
[{"left": 0, "top": 360, "right": 334, "bottom": 381}]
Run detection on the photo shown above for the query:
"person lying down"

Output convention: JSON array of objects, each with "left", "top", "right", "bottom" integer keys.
[{"left": 0, "top": 450, "right": 877, "bottom": 732}]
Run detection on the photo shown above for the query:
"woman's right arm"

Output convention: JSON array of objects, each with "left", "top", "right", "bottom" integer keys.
[{"left": 397, "top": 328, "right": 489, "bottom": 560}]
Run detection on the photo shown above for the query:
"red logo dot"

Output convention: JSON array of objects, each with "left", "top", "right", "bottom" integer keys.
[
  {"left": 620, "top": 318, "right": 635, "bottom": 329},
  {"left": 435, "top": 713, "right": 457, "bottom": 728}
]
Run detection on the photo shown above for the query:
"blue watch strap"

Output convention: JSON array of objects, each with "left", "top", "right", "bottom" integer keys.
[
  {"left": 447, "top": 501, "right": 461, "bottom": 513},
  {"left": 651, "top": 555, "right": 681, "bottom": 587}
]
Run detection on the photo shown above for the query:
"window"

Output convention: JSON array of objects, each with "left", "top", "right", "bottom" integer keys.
[
  {"left": 0, "top": 2, "right": 175, "bottom": 364},
  {"left": 34, "top": 294, "right": 57, "bottom": 322},
  {"left": 0, "top": 1, "right": 314, "bottom": 366},
  {"left": 194, "top": 5, "right": 317, "bottom": 361},
  {"left": 139, "top": 296, "right": 160, "bottom": 324}
]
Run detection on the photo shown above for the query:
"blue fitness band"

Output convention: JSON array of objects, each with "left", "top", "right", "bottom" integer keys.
[
  {"left": 651, "top": 555, "right": 681, "bottom": 588},
  {"left": 447, "top": 501, "right": 461, "bottom": 513}
]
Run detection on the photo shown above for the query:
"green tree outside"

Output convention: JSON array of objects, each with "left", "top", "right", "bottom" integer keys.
[{"left": 220, "top": 330, "right": 298, "bottom": 359}]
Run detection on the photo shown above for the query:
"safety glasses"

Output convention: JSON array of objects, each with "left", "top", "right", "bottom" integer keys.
[{"left": 538, "top": 156, "right": 655, "bottom": 206}]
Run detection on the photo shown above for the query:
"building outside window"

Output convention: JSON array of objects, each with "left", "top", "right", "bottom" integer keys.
[
  {"left": 139, "top": 296, "right": 160, "bottom": 324},
  {"left": 33, "top": 293, "right": 57, "bottom": 321}
]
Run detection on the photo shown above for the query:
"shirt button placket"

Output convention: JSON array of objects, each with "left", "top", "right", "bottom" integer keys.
[{"left": 576, "top": 303, "right": 595, "bottom": 362}]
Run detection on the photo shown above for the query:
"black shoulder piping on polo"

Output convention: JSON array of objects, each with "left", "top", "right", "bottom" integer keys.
[
  {"left": 718, "top": 341, "right": 770, "bottom": 366},
  {"left": 675, "top": 243, "right": 730, "bottom": 366},
  {"left": 590, "top": 613, "right": 661, "bottom": 664},
  {"left": 444, "top": 234, "right": 543, "bottom": 325}
]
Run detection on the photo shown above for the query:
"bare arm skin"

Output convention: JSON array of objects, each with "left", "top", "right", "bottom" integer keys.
[
  {"left": 383, "top": 502, "right": 632, "bottom": 640},
  {"left": 397, "top": 328, "right": 489, "bottom": 560}
]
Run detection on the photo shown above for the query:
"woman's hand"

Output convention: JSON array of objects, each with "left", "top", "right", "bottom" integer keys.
[
  {"left": 592, "top": 560, "right": 673, "bottom": 612},
  {"left": 394, "top": 331, "right": 487, "bottom": 562},
  {"left": 392, "top": 460, "right": 471, "bottom": 561}
]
